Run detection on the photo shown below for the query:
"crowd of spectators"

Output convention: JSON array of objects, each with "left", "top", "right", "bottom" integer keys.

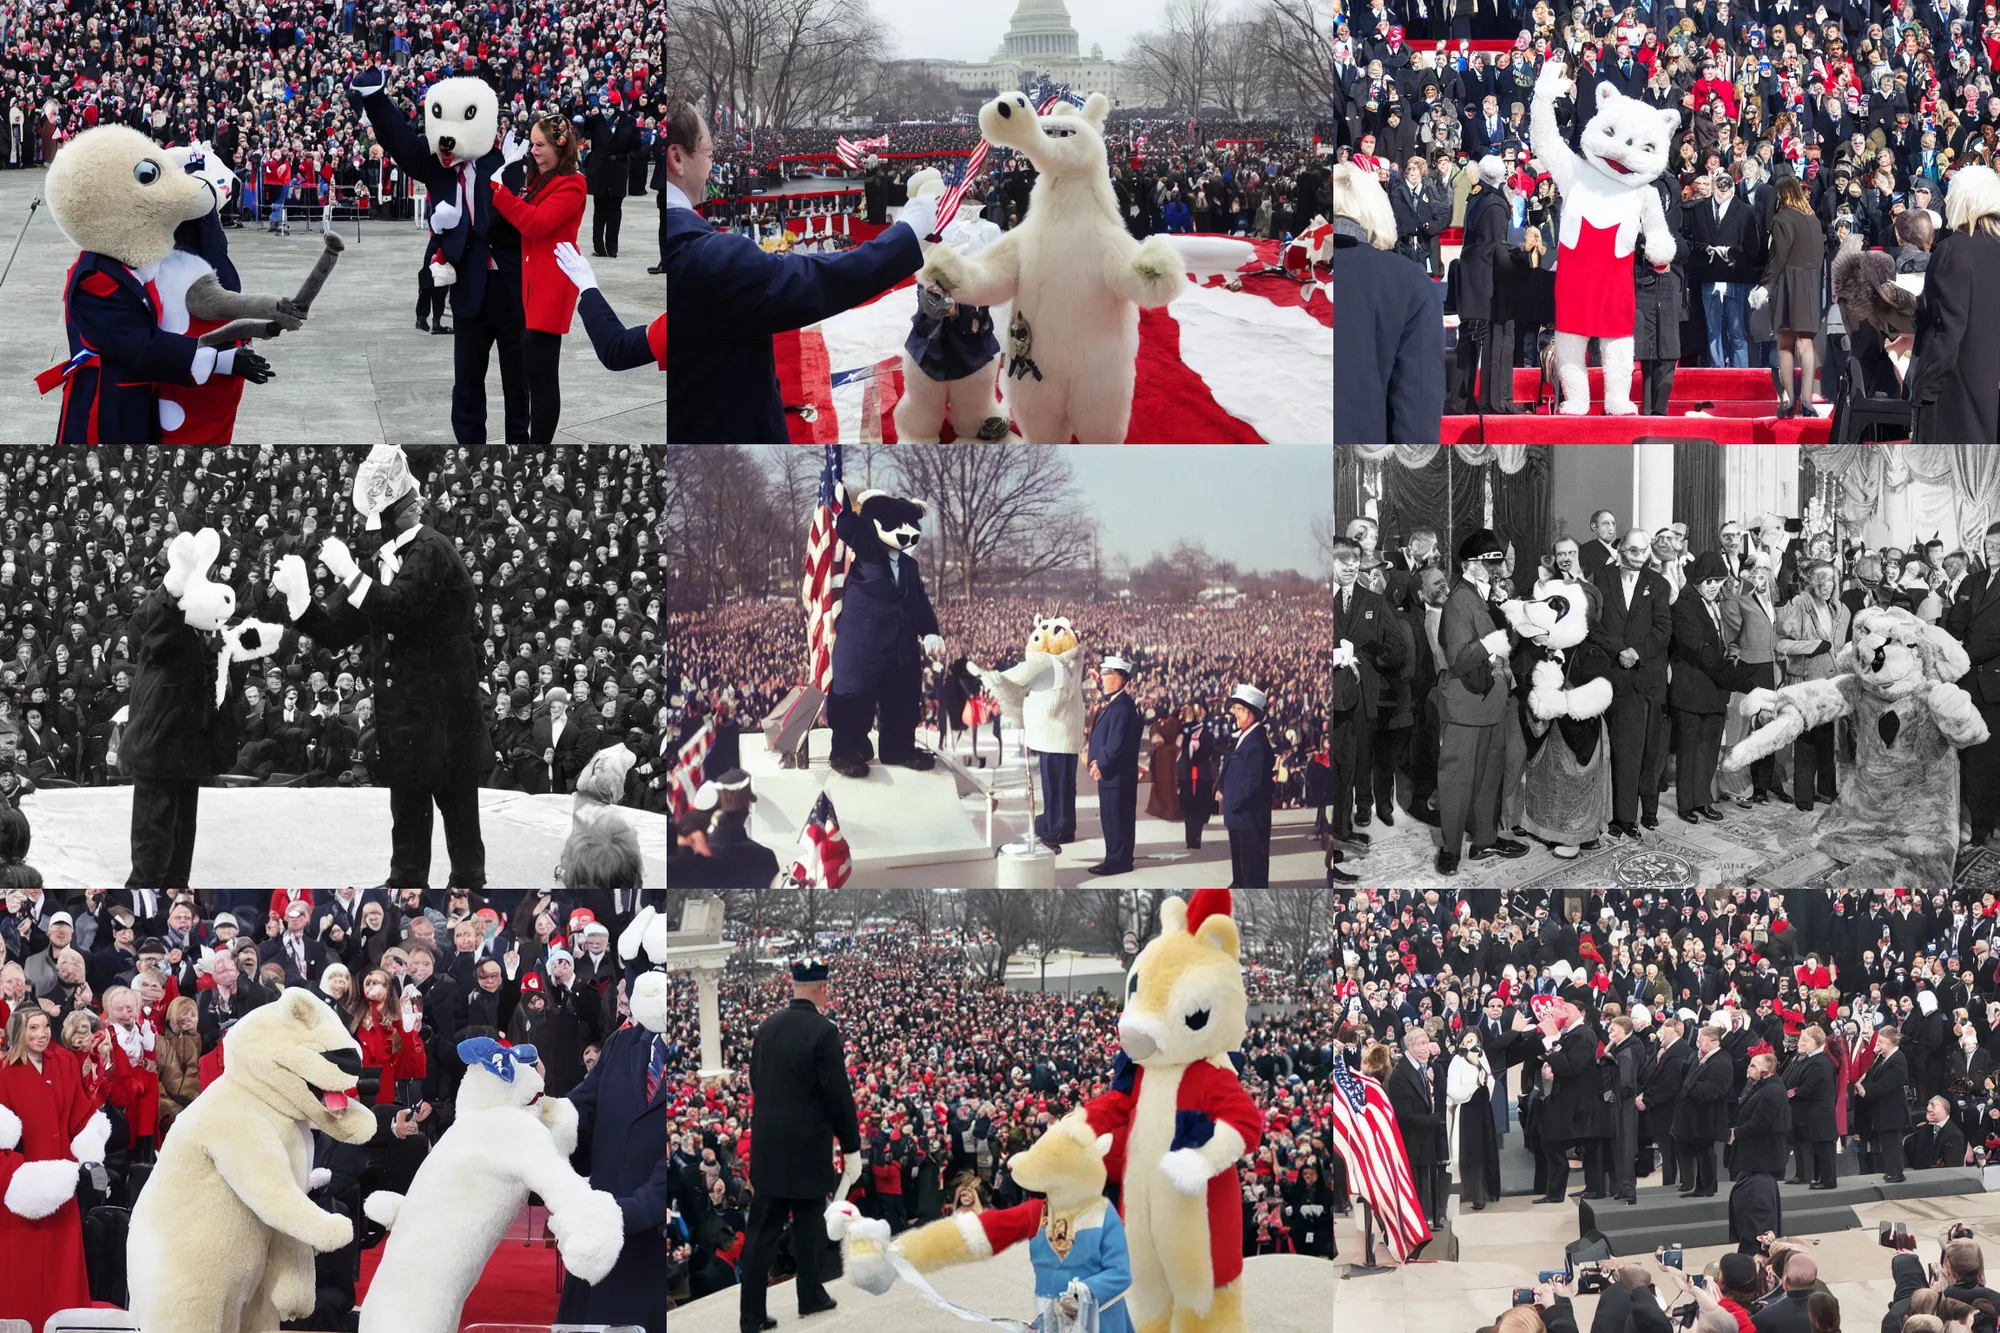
[
  {"left": 0, "top": 447, "right": 665, "bottom": 815},
  {"left": 0, "top": 0, "right": 665, "bottom": 223}
]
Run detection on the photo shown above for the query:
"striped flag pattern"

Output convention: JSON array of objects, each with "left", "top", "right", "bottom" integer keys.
[
  {"left": 802, "top": 444, "right": 849, "bottom": 693},
  {"left": 788, "top": 791, "right": 853, "bottom": 888},
  {"left": 836, "top": 132, "right": 891, "bottom": 169},
  {"left": 931, "top": 82, "right": 1084, "bottom": 238},
  {"left": 1326, "top": 1059, "right": 1432, "bottom": 1261},
  {"left": 667, "top": 720, "right": 716, "bottom": 816}
]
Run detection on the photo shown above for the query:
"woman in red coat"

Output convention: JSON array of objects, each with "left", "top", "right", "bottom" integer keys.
[
  {"left": 487, "top": 114, "right": 588, "bottom": 444},
  {"left": 0, "top": 1007, "right": 108, "bottom": 1330},
  {"left": 344, "top": 968, "right": 426, "bottom": 1104}
]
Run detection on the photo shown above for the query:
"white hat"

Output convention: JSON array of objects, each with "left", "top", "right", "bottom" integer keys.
[
  {"left": 215, "top": 913, "right": 239, "bottom": 928},
  {"left": 1229, "top": 684, "right": 1268, "bottom": 714},
  {"left": 691, "top": 781, "right": 720, "bottom": 811},
  {"left": 47, "top": 911, "right": 72, "bottom": 927},
  {"left": 582, "top": 922, "right": 611, "bottom": 938},
  {"left": 352, "top": 444, "right": 419, "bottom": 531},
  {"left": 1477, "top": 154, "right": 1507, "bottom": 187},
  {"left": 1631, "top": 1004, "right": 1651, "bottom": 1025},
  {"left": 1101, "top": 655, "right": 1133, "bottom": 674}
]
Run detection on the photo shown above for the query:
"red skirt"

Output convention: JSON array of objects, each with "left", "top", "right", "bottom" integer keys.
[{"left": 1555, "top": 218, "right": 1638, "bottom": 339}]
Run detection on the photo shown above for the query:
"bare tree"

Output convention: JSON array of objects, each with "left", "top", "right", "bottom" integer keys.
[
  {"left": 1127, "top": 0, "right": 1224, "bottom": 113},
  {"left": 1210, "top": 19, "right": 1267, "bottom": 118},
  {"left": 1310, "top": 511, "right": 1337, "bottom": 576},
  {"left": 890, "top": 445, "right": 1094, "bottom": 602},
  {"left": 966, "top": 891, "right": 1038, "bottom": 983},
  {"left": 1025, "top": 890, "right": 1076, "bottom": 991},
  {"left": 1254, "top": 0, "right": 1336, "bottom": 117},
  {"left": 667, "top": 445, "right": 782, "bottom": 607},
  {"left": 1237, "top": 888, "right": 1334, "bottom": 984},
  {"left": 768, "top": 445, "right": 820, "bottom": 580},
  {"left": 675, "top": 0, "right": 887, "bottom": 130}
]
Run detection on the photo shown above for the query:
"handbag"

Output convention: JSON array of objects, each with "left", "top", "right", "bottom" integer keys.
[{"left": 1747, "top": 286, "right": 1775, "bottom": 342}]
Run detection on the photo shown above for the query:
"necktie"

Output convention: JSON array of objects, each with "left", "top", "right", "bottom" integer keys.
[
  {"left": 458, "top": 163, "right": 472, "bottom": 227},
  {"left": 646, "top": 1034, "right": 666, "bottom": 1101}
]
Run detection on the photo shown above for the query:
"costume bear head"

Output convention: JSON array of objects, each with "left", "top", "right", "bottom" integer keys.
[
  {"left": 1841, "top": 604, "right": 1971, "bottom": 701},
  {"left": 854, "top": 490, "right": 929, "bottom": 554},
  {"left": 1026, "top": 616, "right": 1079, "bottom": 658},
  {"left": 620, "top": 906, "right": 673, "bottom": 1034},
  {"left": 1503, "top": 578, "right": 1594, "bottom": 651},
  {"left": 1118, "top": 890, "right": 1246, "bottom": 1069},
  {"left": 222, "top": 987, "right": 379, "bottom": 1144},
  {"left": 977, "top": 89, "right": 1119, "bottom": 218},
  {"left": 47, "top": 125, "right": 218, "bottom": 268},
  {"left": 454, "top": 1036, "right": 546, "bottom": 1114},
  {"left": 421, "top": 76, "right": 500, "bottom": 168},
  {"left": 1576, "top": 82, "right": 1678, "bottom": 187},
  {"left": 1007, "top": 1107, "right": 1112, "bottom": 1206}
]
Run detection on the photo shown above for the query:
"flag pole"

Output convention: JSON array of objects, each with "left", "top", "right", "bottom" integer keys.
[{"left": 1344, "top": 1199, "right": 1395, "bottom": 1277}]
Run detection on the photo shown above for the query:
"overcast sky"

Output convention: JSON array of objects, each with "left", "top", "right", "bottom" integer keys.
[
  {"left": 879, "top": 0, "right": 1166, "bottom": 66},
  {"left": 1067, "top": 446, "right": 1330, "bottom": 573}
]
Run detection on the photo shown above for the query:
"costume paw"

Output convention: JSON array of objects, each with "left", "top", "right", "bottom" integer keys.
[
  {"left": 1536, "top": 58, "right": 1574, "bottom": 99},
  {"left": 274, "top": 1256, "right": 318, "bottom": 1321},
  {"left": 347, "top": 68, "right": 388, "bottom": 99},
  {"left": 362, "top": 1191, "right": 403, "bottom": 1229},
  {"left": 308, "top": 1168, "right": 333, "bottom": 1191},
  {"left": 921, "top": 244, "right": 969, "bottom": 294},
  {"left": 318, "top": 536, "right": 359, "bottom": 583},
  {"left": 1604, "top": 399, "right": 1640, "bottom": 416},
  {"left": 843, "top": 1216, "right": 897, "bottom": 1295},
  {"left": 272, "top": 554, "right": 311, "bottom": 620},
  {"left": 922, "top": 633, "right": 946, "bottom": 656},
  {"left": 549, "top": 1188, "right": 626, "bottom": 1285},
  {"left": 542, "top": 1095, "right": 581, "bottom": 1158},
  {"left": 1130, "top": 236, "right": 1187, "bottom": 304},
  {"left": 429, "top": 259, "right": 458, "bottom": 286},
  {"left": 1749, "top": 286, "right": 1769, "bottom": 311},
  {"left": 1480, "top": 629, "right": 1512, "bottom": 657},
  {"left": 1741, "top": 687, "right": 1785, "bottom": 716},
  {"left": 429, "top": 199, "right": 464, "bottom": 233},
  {"left": 5, "top": 1158, "right": 78, "bottom": 1219},
  {"left": 70, "top": 1110, "right": 111, "bottom": 1166},
  {"left": 500, "top": 129, "right": 531, "bottom": 167},
  {"left": 1161, "top": 1147, "right": 1215, "bottom": 1196},
  {"left": 1557, "top": 397, "right": 1590, "bottom": 415},
  {"left": 271, "top": 297, "right": 307, "bottom": 331},
  {"left": 0, "top": 1104, "right": 20, "bottom": 1152},
  {"left": 306, "top": 1208, "right": 355, "bottom": 1253}
]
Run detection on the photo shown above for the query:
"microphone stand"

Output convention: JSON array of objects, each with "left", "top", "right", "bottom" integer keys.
[{"left": 0, "top": 191, "right": 40, "bottom": 295}]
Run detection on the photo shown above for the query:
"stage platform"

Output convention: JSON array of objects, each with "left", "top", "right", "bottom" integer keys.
[
  {"left": 1442, "top": 366, "right": 1833, "bottom": 442},
  {"left": 21, "top": 785, "right": 665, "bottom": 889},
  {"left": 1576, "top": 1169, "right": 1989, "bottom": 1252}
]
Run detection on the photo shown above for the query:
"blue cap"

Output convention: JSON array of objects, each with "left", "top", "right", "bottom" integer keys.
[{"left": 791, "top": 956, "right": 830, "bottom": 983}]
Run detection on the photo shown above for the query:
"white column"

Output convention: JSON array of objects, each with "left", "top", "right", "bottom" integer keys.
[
  {"left": 1632, "top": 442, "right": 1675, "bottom": 537},
  {"left": 695, "top": 968, "right": 726, "bottom": 1081}
]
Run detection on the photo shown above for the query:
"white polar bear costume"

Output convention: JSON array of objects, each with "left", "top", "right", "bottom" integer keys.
[
  {"left": 967, "top": 615, "right": 1086, "bottom": 755},
  {"left": 359, "top": 1038, "right": 624, "bottom": 1333},
  {"left": 1530, "top": 57, "right": 1679, "bottom": 415},
  {"left": 919, "top": 91, "right": 1190, "bottom": 443},
  {"left": 892, "top": 166, "right": 1017, "bottom": 444}
]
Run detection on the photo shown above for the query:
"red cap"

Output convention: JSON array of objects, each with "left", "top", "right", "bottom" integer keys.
[
  {"left": 1187, "top": 890, "right": 1232, "bottom": 933},
  {"left": 522, "top": 972, "right": 543, "bottom": 994}
]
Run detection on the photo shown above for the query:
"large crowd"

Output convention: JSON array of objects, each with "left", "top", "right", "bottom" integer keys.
[
  {"left": 0, "top": 0, "right": 666, "bottom": 222},
  {"left": 1330, "top": 0, "right": 2000, "bottom": 425},
  {"left": 665, "top": 594, "right": 1336, "bottom": 809},
  {"left": 0, "top": 447, "right": 666, "bottom": 825}
]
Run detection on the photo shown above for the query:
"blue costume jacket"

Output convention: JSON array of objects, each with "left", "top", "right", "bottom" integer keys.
[
  {"left": 1219, "top": 723, "right": 1274, "bottom": 831},
  {"left": 47, "top": 253, "right": 203, "bottom": 443},
  {"left": 1087, "top": 692, "right": 1140, "bottom": 784},
  {"left": 1029, "top": 1204, "right": 1132, "bottom": 1333}
]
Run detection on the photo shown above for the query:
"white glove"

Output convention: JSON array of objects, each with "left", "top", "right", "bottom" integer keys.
[
  {"left": 429, "top": 198, "right": 463, "bottom": 233},
  {"left": 401, "top": 1006, "right": 421, "bottom": 1033},
  {"left": 271, "top": 553, "right": 311, "bottom": 622},
  {"left": 552, "top": 240, "right": 598, "bottom": 292},
  {"left": 1333, "top": 639, "right": 1357, "bottom": 669},
  {"left": 896, "top": 194, "right": 941, "bottom": 243},
  {"left": 922, "top": 633, "right": 945, "bottom": 656},
  {"left": 499, "top": 129, "right": 530, "bottom": 166},
  {"left": 1161, "top": 1147, "right": 1215, "bottom": 1196},
  {"left": 1741, "top": 686, "right": 1786, "bottom": 716},
  {"left": 428, "top": 259, "right": 457, "bottom": 287},
  {"left": 1480, "top": 629, "right": 1512, "bottom": 657},
  {"left": 1749, "top": 285, "right": 1769, "bottom": 310},
  {"left": 308, "top": 1167, "right": 333, "bottom": 1190},
  {"left": 318, "top": 536, "right": 359, "bottom": 583}
]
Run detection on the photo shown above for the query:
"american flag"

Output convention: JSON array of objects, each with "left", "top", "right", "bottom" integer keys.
[
  {"left": 931, "top": 81, "right": 1086, "bottom": 239},
  {"left": 667, "top": 720, "right": 716, "bottom": 817},
  {"left": 836, "top": 132, "right": 891, "bottom": 169},
  {"left": 1326, "top": 1059, "right": 1432, "bottom": 1261},
  {"left": 789, "top": 791, "right": 853, "bottom": 888},
  {"left": 802, "top": 444, "right": 849, "bottom": 693}
]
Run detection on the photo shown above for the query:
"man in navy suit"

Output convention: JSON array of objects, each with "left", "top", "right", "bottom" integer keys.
[
  {"left": 1086, "top": 655, "right": 1141, "bottom": 876},
  {"left": 1221, "top": 684, "right": 1275, "bottom": 888},
  {"left": 664, "top": 106, "right": 940, "bottom": 442},
  {"left": 348, "top": 67, "right": 531, "bottom": 443},
  {"left": 1591, "top": 528, "right": 1675, "bottom": 836}
]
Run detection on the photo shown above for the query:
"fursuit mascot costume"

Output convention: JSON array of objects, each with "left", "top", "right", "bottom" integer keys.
[
  {"left": 894, "top": 166, "right": 1016, "bottom": 444},
  {"left": 348, "top": 66, "right": 532, "bottom": 442},
  {"left": 121, "top": 527, "right": 288, "bottom": 890},
  {"left": 969, "top": 615, "right": 1087, "bottom": 852},
  {"left": 556, "top": 906, "right": 713, "bottom": 1333},
  {"left": 1086, "top": 890, "right": 1261, "bottom": 1333},
  {"left": 1502, "top": 579, "right": 1616, "bottom": 858},
  {"left": 826, "top": 480, "right": 945, "bottom": 779},
  {"left": 1726, "top": 603, "right": 1990, "bottom": 888},
  {"left": 128, "top": 988, "right": 379, "bottom": 1333},
  {"left": 918, "top": 91, "right": 1190, "bottom": 444},
  {"left": 40, "top": 124, "right": 306, "bottom": 442},
  {"left": 828, "top": 1107, "right": 1133, "bottom": 1333},
  {"left": 1530, "top": 57, "right": 1680, "bottom": 415},
  {"left": 358, "top": 1038, "right": 624, "bottom": 1333},
  {"left": 270, "top": 443, "right": 493, "bottom": 889}
]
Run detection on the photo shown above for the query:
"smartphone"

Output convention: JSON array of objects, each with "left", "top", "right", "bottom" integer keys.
[
  {"left": 1540, "top": 1270, "right": 1568, "bottom": 1284},
  {"left": 1692, "top": 1276, "right": 1711, "bottom": 1291},
  {"left": 1514, "top": 1290, "right": 1538, "bottom": 1307},
  {"left": 1660, "top": 1244, "right": 1684, "bottom": 1269}
]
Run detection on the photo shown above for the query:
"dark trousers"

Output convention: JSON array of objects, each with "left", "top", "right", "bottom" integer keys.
[
  {"left": 449, "top": 301, "right": 530, "bottom": 443},
  {"left": 518, "top": 328, "right": 564, "bottom": 444},
  {"left": 1745, "top": 661, "right": 1780, "bottom": 792},
  {"left": 738, "top": 1193, "right": 831, "bottom": 1331},
  {"left": 1876, "top": 1129, "right": 1905, "bottom": 1177},
  {"left": 1640, "top": 359, "right": 1677, "bottom": 414},
  {"left": 128, "top": 776, "right": 200, "bottom": 889},
  {"left": 1036, "top": 751, "right": 1077, "bottom": 844},
  {"left": 1370, "top": 716, "right": 1408, "bottom": 817},
  {"left": 593, "top": 192, "right": 624, "bottom": 255},
  {"left": 1412, "top": 1161, "right": 1444, "bottom": 1223},
  {"left": 1331, "top": 706, "right": 1360, "bottom": 839},
  {"left": 1406, "top": 692, "right": 1440, "bottom": 813},
  {"left": 1608, "top": 689, "right": 1665, "bottom": 823},
  {"left": 415, "top": 259, "right": 447, "bottom": 324},
  {"left": 658, "top": 191, "right": 669, "bottom": 264},
  {"left": 1541, "top": 1136, "right": 1605, "bottom": 1199},
  {"left": 1179, "top": 773, "right": 1211, "bottom": 848},
  {"left": 1965, "top": 700, "right": 2000, "bottom": 837},
  {"left": 1793, "top": 719, "right": 1839, "bottom": 810},
  {"left": 1098, "top": 777, "right": 1136, "bottom": 870},
  {"left": 386, "top": 778, "right": 487, "bottom": 888},
  {"left": 1654, "top": 1118, "right": 1679, "bottom": 1186},
  {"left": 1798, "top": 1137, "right": 1837, "bottom": 1187},
  {"left": 1673, "top": 708, "right": 1726, "bottom": 815},
  {"left": 1677, "top": 1137, "right": 1717, "bottom": 1194},
  {"left": 1450, "top": 317, "right": 1517, "bottom": 411},
  {"left": 1350, "top": 704, "right": 1375, "bottom": 819},
  {"left": 1228, "top": 822, "right": 1269, "bottom": 888},
  {"left": 1438, "top": 720, "right": 1501, "bottom": 853}
]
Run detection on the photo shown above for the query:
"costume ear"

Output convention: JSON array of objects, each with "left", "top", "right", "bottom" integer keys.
[
  {"left": 1080, "top": 92, "right": 1110, "bottom": 131},
  {"left": 191, "top": 528, "right": 220, "bottom": 579},
  {"left": 1660, "top": 107, "right": 1682, "bottom": 137},
  {"left": 1596, "top": 81, "right": 1621, "bottom": 110}
]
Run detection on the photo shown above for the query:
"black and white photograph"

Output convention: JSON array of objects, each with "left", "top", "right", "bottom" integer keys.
[
  {"left": 664, "top": 442, "right": 1335, "bottom": 888},
  {"left": 0, "top": 444, "right": 664, "bottom": 888},
  {"left": 1335, "top": 442, "right": 2000, "bottom": 893}
]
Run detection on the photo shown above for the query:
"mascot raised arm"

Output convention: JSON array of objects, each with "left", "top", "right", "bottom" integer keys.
[
  {"left": 1530, "top": 56, "right": 1680, "bottom": 416},
  {"left": 1725, "top": 604, "right": 1988, "bottom": 889},
  {"left": 1502, "top": 579, "right": 1616, "bottom": 859}
]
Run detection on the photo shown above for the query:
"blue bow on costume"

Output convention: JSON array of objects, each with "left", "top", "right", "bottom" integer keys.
[{"left": 458, "top": 1037, "right": 538, "bottom": 1082}]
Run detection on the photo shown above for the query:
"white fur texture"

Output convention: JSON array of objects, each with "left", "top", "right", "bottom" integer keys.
[
  {"left": 918, "top": 91, "right": 1187, "bottom": 443},
  {"left": 363, "top": 1191, "right": 403, "bottom": 1228},
  {"left": 216, "top": 617, "right": 290, "bottom": 709},
  {"left": 272, "top": 554, "right": 311, "bottom": 622},
  {"left": 420, "top": 77, "right": 500, "bottom": 166},
  {"left": 152, "top": 248, "right": 220, "bottom": 335},
  {"left": 358, "top": 1056, "right": 624, "bottom": 1333},
  {"left": 1160, "top": 1146, "right": 1215, "bottom": 1196},
  {"left": 969, "top": 638, "right": 1084, "bottom": 753},
  {"left": 71, "top": 1110, "right": 111, "bottom": 1165},
  {"left": 893, "top": 352, "right": 1011, "bottom": 444},
  {"left": 167, "top": 140, "right": 236, "bottom": 208},
  {"left": 0, "top": 1103, "right": 20, "bottom": 1151},
  {"left": 47, "top": 125, "right": 216, "bottom": 268},
  {"left": 5, "top": 1157, "right": 79, "bottom": 1219},
  {"left": 540, "top": 1091, "right": 580, "bottom": 1158}
]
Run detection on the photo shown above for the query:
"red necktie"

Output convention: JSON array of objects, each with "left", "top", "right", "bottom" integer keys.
[{"left": 458, "top": 164, "right": 471, "bottom": 226}]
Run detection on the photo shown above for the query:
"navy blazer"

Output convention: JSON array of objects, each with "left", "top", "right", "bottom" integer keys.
[
  {"left": 1088, "top": 691, "right": 1140, "bottom": 782},
  {"left": 666, "top": 207, "right": 923, "bottom": 442},
  {"left": 1220, "top": 723, "right": 1275, "bottom": 830},
  {"left": 353, "top": 83, "right": 526, "bottom": 321},
  {"left": 53, "top": 252, "right": 203, "bottom": 443},
  {"left": 829, "top": 512, "right": 939, "bottom": 686},
  {"left": 576, "top": 288, "right": 661, "bottom": 371}
]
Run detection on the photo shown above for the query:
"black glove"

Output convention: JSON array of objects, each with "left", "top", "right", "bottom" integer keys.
[
  {"left": 230, "top": 348, "right": 275, "bottom": 384},
  {"left": 348, "top": 67, "right": 388, "bottom": 99},
  {"left": 1810, "top": 639, "right": 1832, "bottom": 656}
]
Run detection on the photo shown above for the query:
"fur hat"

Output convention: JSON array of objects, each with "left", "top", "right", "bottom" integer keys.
[{"left": 1831, "top": 245, "right": 1918, "bottom": 337}]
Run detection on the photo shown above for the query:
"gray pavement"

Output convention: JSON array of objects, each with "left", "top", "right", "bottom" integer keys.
[{"left": 0, "top": 168, "right": 664, "bottom": 444}]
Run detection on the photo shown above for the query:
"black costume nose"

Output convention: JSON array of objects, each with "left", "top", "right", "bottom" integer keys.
[
  {"left": 1872, "top": 646, "right": 1887, "bottom": 673},
  {"left": 996, "top": 101, "right": 1011, "bottom": 119},
  {"left": 439, "top": 134, "right": 456, "bottom": 151}
]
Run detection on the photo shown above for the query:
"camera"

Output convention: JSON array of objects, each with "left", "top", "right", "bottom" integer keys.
[
  {"left": 1539, "top": 1271, "right": 1568, "bottom": 1285},
  {"left": 1948, "top": 1223, "right": 1976, "bottom": 1242}
]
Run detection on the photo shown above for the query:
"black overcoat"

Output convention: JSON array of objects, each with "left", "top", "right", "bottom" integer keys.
[
  {"left": 1732, "top": 1075, "right": 1793, "bottom": 1174},
  {"left": 1334, "top": 231, "right": 1444, "bottom": 444},
  {"left": 1540, "top": 1022, "right": 1610, "bottom": 1141},
  {"left": 1673, "top": 1048, "right": 1733, "bottom": 1142},
  {"left": 119, "top": 584, "right": 249, "bottom": 780},
  {"left": 1856, "top": 1047, "right": 1913, "bottom": 1131},
  {"left": 747, "top": 997, "right": 862, "bottom": 1198},
  {"left": 1784, "top": 1050, "right": 1838, "bottom": 1141},
  {"left": 1908, "top": 228, "right": 2000, "bottom": 445}
]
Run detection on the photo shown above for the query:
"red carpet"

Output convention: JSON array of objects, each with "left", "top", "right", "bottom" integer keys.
[
  {"left": 1441, "top": 412, "right": 1830, "bottom": 442},
  {"left": 356, "top": 1206, "right": 564, "bottom": 1329},
  {"left": 1507, "top": 366, "right": 1782, "bottom": 405}
]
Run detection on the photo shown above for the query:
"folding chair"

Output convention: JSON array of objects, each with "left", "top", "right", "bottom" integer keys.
[
  {"left": 40, "top": 1311, "right": 139, "bottom": 1333},
  {"left": 1829, "top": 362, "right": 1913, "bottom": 442}
]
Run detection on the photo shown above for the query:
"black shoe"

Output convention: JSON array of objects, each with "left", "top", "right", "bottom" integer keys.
[
  {"left": 1532, "top": 1196, "right": 1565, "bottom": 1205},
  {"left": 1608, "top": 821, "right": 1637, "bottom": 839},
  {"left": 1511, "top": 825, "right": 1530, "bottom": 839},
  {"left": 1578, "top": 839, "right": 1601, "bottom": 851},
  {"left": 1810, "top": 1182, "right": 1837, "bottom": 1190},
  {"left": 1354, "top": 811, "right": 1371, "bottom": 829},
  {"left": 1751, "top": 790, "right": 1771, "bottom": 804},
  {"left": 1678, "top": 1188, "right": 1698, "bottom": 1196},
  {"left": 1471, "top": 1201, "right": 1486, "bottom": 1210},
  {"left": 415, "top": 315, "right": 429, "bottom": 331},
  {"left": 1468, "top": 844, "right": 1504, "bottom": 861},
  {"left": 1039, "top": 838, "right": 1063, "bottom": 854},
  {"left": 1884, "top": 1174, "right": 1906, "bottom": 1183},
  {"left": 1641, "top": 814, "right": 1660, "bottom": 829},
  {"left": 1490, "top": 837, "right": 1529, "bottom": 858},
  {"left": 1377, "top": 804, "right": 1395, "bottom": 826},
  {"left": 1769, "top": 784, "right": 1792, "bottom": 803},
  {"left": 800, "top": 1298, "right": 839, "bottom": 1316},
  {"left": 751, "top": 1321, "right": 778, "bottom": 1332},
  {"left": 1697, "top": 805, "right": 1725, "bottom": 823},
  {"left": 1787, "top": 1178, "right": 1808, "bottom": 1187},
  {"left": 894, "top": 751, "right": 937, "bottom": 772},
  {"left": 1680, "top": 811, "right": 1701, "bottom": 824},
  {"left": 1412, "top": 804, "right": 1441, "bottom": 827},
  {"left": 1435, "top": 850, "right": 1460, "bottom": 876},
  {"left": 1330, "top": 864, "right": 1359, "bottom": 884},
  {"left": 1085, "top": 862, "right": 1132, "bottom": 876},
  {"left": 1340, "top": 831, "right": 1371, "bottom": 847},
  {"left": 1577, "top": 1191, "right": 1608, "bottom": 1200},
  {"left": 593, "top": 247, "right": 607, "bottom": 257},
  {"left": 648, "top": 263, "right": 666, "bottom": 274},
  {"left": 432, "top": 321, "right": 453, "bottom": 335},
  {"left": 1696, "top": 1189, "right": 1718, "bottom": 1197}
]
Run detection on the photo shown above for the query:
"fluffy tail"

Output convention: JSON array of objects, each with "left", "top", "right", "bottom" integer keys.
[{"left": 363, "top": 1191, "right": 403, "bottom": 1230}]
